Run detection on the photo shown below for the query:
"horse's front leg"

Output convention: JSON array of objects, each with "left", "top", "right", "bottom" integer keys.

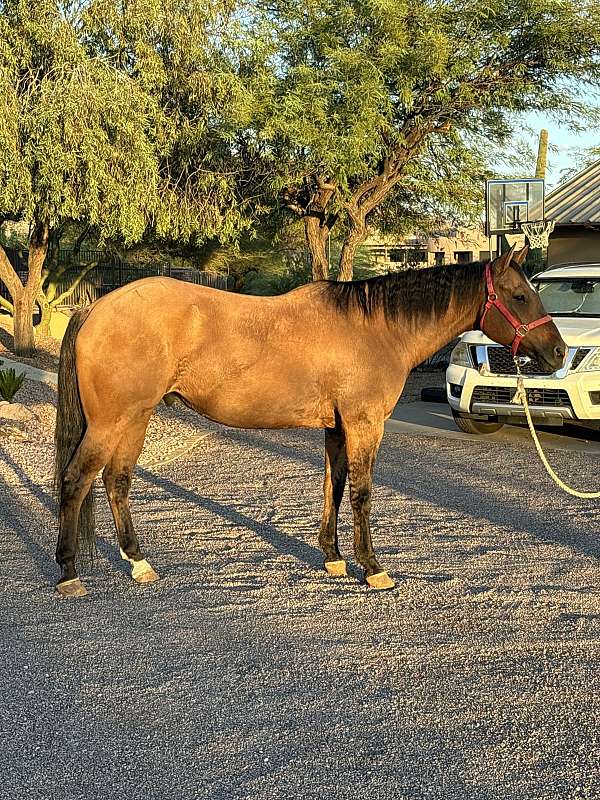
[
  {"left": 344, "top": 416, "right": 394, "bottom": 590},
  {"left": 319, "top": 425, "right": 348, "bottom": 577}
]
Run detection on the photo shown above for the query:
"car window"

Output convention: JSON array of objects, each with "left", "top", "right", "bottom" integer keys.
[{"left": 535, "top": 279, "right": 600, "bottom": 316}]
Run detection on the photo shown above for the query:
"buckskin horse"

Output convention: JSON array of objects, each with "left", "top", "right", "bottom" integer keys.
[{"left": 54, "top": 245, "right": 565, "bottom": 597}]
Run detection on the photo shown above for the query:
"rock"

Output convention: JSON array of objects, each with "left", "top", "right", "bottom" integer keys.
[
  {"left": 0, "top": 402, "right": 37, "bottom": 423},
  {"left": 0, "top": 424, "right": 28, "bottom": 442}
]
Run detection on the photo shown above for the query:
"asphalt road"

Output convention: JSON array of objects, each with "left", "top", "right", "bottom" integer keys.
[
  {"left": 390, "top": 399, "right": 600, "bottom": 456},
  {"left": 2, "top": 418, "right": 600, "bottom": 799}
]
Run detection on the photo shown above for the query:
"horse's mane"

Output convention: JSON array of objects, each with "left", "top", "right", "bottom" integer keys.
[{"left": 323, "top": 260, "right": 485, "bottom": 323}]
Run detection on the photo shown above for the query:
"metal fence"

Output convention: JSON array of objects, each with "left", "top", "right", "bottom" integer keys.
[{"left": 0, "top": 248, "right": 229, "bottom": 307}]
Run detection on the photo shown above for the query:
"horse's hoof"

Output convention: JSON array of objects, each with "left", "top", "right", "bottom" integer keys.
[
  {"left": 56, "top": 578, "right": 88, "bottom": 598},
  {"left": 366, "top": 571, "right": 396, "bottom": 590},
  {"left": 324, "top": 559, "right": 347, "bottom": 577},
  {"left": 134, "top": 568, "right": 159, "bottom": 585},
  {"left": 131, "top": 559, "right": 160, "bottom": 584}
]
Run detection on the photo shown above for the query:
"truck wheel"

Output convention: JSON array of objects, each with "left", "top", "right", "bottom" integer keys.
[{"left": 451, "top": 410, "right": 504, "bottom": 434}]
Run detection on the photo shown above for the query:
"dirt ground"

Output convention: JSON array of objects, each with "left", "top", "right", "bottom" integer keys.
[
  {"left": 0, "top": 327, "right": 61, "bottom": 371},
  {"left": 1, "top": 377, "right": 599, "bottom": 799}
]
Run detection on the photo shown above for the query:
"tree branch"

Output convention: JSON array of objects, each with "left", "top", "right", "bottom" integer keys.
[
  {"left": 51, "top": 260, "right": 99, "bottom": 307},
  {"left": 71, "top": 223, "right": 91, "bottom": 258}
]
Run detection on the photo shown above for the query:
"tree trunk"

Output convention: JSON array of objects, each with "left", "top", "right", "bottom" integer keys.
[
  {"left": 336, "top": 131, "right": 434, "bottom": 280},
  {"left": 338, "top": 222, "right": 368, "bottom": 281},
  {"left": 36, "top": 293, "right": 52, "bottom": 338},
  {"left": 13, "top": 289, "right": 36, "bottom": 355},
  {"left": 282, "top": 176, "right": 337, "bottom": 281},
  {"left": 305, "top": 216, "right": 330, "bottom": 281},
  {"left": 12, "top": 219, "right": 49, "bottom": 355}
]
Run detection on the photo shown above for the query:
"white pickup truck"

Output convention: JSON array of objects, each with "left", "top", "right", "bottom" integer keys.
[{"left": 446, "top": 263, "right": 600, "bottom": 433}]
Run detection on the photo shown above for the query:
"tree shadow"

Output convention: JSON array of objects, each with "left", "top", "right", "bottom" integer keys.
[
  {"left": 1, "top": 448, "right": 56, "bottom": 514},
  {"left": 0, "top": 470, "right": 56, "bottom": 583}
]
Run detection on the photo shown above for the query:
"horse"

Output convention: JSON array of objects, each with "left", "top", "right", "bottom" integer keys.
[{"left": 53, "top": 244, "right": 566, "bottom": 597}]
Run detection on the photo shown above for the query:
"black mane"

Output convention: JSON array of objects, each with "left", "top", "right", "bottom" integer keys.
[{"left": 323, "top": 261, "right": 485, "bottom": 323}]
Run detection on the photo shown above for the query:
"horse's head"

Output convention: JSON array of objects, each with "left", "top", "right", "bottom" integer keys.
[{"left": 481, "top": 245, "right": 566, "bottom": 374}]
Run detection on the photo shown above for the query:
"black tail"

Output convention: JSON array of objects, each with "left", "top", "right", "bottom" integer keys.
[{"left": 54, "top": 307, "right": 95, "bottom": 560}]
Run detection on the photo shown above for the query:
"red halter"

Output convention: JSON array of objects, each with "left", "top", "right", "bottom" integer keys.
[{"left": 480, "top": 263, "right": 552, "bottom": 356}]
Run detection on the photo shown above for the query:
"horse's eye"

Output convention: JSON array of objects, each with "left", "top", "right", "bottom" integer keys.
[{"left": 513, "top": 294, "right": 527, "bottom": 304}]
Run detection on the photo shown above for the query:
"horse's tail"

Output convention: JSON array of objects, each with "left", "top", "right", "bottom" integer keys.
[{"left": 54, "top": 306, "right": 95, "bottom": 559}]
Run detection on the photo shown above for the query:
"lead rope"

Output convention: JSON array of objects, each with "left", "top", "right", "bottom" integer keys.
[{"left": 513, "top": 360, "right": 600, "bottom": 499}]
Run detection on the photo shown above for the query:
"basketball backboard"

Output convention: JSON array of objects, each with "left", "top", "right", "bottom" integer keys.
[{"left": 485, "top": 178, "right": 545, "bottom": 236}]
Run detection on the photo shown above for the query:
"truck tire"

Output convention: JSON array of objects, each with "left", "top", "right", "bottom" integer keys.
[{"left": 451, "top": 410, "right": 504, "bottom": 434}]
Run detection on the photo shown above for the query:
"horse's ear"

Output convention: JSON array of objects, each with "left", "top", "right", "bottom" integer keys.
[
  {"left": 494, "top": 244, "right": 516, "bottom": 276},
  {"left": 513, "top": 245, "right": 529, "bottom": 266}
]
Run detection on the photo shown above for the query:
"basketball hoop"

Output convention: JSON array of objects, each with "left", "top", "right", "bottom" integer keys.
[{"left": 521, "top": 219, "right": 555, "bottom": 249}]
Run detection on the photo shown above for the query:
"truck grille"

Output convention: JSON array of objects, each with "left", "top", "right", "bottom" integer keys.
[
  {"left": 486, "top": 346, "right": 591, "bottom": 375},
  {"left": 472, "top": 386, "right": 571, "bottom": 407},
  {"left": 487, "top": 347, "right": 542, "bottom": 375}
]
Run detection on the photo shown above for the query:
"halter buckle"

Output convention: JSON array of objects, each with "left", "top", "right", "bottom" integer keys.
[
  {"left": 488, "top": 293, "right": 497, "bottom": 301},
  {"left": 516, "top": 324, "right": 529, "bottom": 337}
]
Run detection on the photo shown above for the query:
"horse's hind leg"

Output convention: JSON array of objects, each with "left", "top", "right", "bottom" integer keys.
[
  {"left": 102, "top": 414, "right": 158, "bottom": 585},
  {"left": 319, "top": 425, "right": 348, "bottom": 577},
  {"left": 56, "top": 427, "right": 119, "bottom": 597},
  {"left": 344, "top": 416, "right": 394, "bottom": 590}
]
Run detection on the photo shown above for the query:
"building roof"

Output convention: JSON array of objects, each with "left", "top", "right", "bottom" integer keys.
[{"left": 545, "top": 160, "right": 600, "bottom": 226}]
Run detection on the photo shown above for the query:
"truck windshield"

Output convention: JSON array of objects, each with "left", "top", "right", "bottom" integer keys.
[{"left": 535, "top": 279, "right": 600, "bottom": 316}]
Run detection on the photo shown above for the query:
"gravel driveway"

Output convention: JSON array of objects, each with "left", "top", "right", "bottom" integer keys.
[{"left": 1, "top": 389, "right": 600, "bottom": 800}]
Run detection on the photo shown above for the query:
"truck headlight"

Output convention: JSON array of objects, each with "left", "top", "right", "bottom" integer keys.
[
  {"left": 449, "top": 341, "right": 473, "bottom": 368},
  {"left": 580, "top": 348, "right": 600, "bottom": 371}
]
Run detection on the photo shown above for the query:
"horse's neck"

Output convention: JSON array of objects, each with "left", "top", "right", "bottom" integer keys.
[{"left": 397, "top": 279, "right": 484, "bottom": 370}]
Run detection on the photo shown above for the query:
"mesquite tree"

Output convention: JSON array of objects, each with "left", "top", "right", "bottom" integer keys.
[
  {"left": 83, "top": 0, "right": 264, "bottom": 244},
  {"left": 0, "top": 0, "right": 258, "bottom": 353},
  {"left": 0, "top": 1, "right": 160, "bottom": 353},
  {"left": 251, "top": 0, "right": 600, "bottom": 279}
]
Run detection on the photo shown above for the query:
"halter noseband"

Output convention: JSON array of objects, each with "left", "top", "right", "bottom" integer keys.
[{"left": 479, "top": 263, "right": 552, "bottom": 356}]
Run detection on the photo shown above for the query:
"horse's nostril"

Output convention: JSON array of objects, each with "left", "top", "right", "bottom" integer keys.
[{"left": 554, "top": 345, "right": 566, "bottom": 363}]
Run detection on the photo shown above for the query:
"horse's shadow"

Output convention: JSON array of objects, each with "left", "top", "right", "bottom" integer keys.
[
  {"left": 220, "top": 426, "right": 600, "bottom": 563},
  {"left": 137, "top": 466, "right": 324, "bottom": 571},
  {"left": 4, "top": 420, "right": 600, "bottom": 589}
]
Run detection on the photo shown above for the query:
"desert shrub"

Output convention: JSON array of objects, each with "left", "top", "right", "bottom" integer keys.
[{"left": 0, "top": 368, "right": 25, "bottom": 402}]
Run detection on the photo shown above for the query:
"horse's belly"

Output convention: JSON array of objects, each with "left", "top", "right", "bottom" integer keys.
[{"left": 184, "top": 388, "right": 335, "bottom": 430}]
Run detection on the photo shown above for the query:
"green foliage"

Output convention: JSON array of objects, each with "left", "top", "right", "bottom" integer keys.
[
  {"left": 82, "top": 0, "right": 265, "bottom": 245},
  {"left": 0, "top": 1, "right": 159, "bottom": 243},
  {"left": 0, "top": 367, "right": 25, "bottom": 402},
  {"left": 0, "top": 0, "right": 264, "bottom": 251},
  {"left": 1, "top": 0, "right": 600, "bottom": 293},
  {"left": 194, "top": 224, "right": 310, "bottom": 293},
  {"left": 243, "top": 258, "right": 313, "bottom": 295},
  {"left": 247, "top": 0, "right": 600, "bottom": 247}
]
